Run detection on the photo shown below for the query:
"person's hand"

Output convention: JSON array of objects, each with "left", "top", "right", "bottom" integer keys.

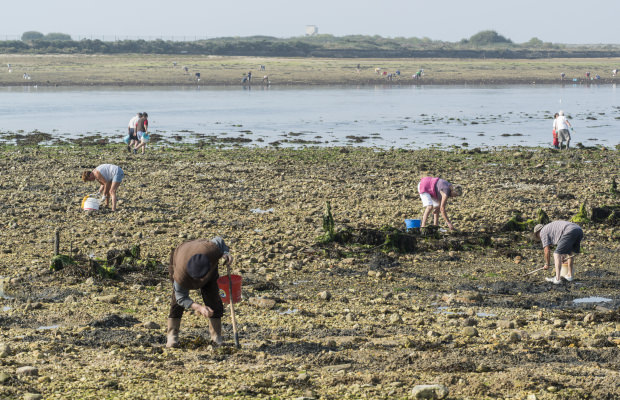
[
  {"left": 193, "top": 304, "right": 214, "bottom": 318},
  {"left": 543, "top": 263, "right": 550, "bottom": 270},
  {"left": 222, "top": 253, "right": 233, "bottom": 265}
]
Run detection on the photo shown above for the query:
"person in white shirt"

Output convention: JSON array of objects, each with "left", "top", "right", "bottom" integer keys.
[
  {"left": 127, "top": 112, "right": 142, "bottom": 152},
  {"left": 552, "top": 110, "right": 573, "bottom": 150}
]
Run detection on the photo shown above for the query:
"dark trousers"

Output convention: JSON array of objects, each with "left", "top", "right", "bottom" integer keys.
[{"left": 168, "top": 264, "right": 224, "bottom": 319}]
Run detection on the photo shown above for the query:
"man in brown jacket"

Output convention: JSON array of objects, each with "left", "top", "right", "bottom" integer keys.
[{"left": 167, "top": 237, "right": 233, "bottom": 347}]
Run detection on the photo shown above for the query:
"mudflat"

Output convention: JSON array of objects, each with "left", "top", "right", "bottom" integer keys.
[
  {"left": 1, "top": 54, "right": 620, "bottom": 86},
  {"left": 0, "top": 144, "right": 618, "bottom": 399}
]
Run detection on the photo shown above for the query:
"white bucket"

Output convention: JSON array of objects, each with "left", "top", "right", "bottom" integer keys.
[{"left": 82, "top": 196, "right": 100, "bottom": 211}]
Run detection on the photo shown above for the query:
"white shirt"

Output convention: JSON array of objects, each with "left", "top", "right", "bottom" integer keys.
[
  {"left": 553, "top": 115, "right": 570, "bottom": 131},
  {"left": 128, "top": 115, "right": 140, "bottom": 129}
]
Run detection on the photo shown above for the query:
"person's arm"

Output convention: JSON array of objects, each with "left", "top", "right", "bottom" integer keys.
[
  {"left": 92, "top": 170, "right": 110, "bottom": 206},
  {"left": 174, "top": 281, "right": 213, "bottom": 317},
  {"left": 439, "top": 192, "right": 454, "bottom": 230},
  {"left": 543, "top": 245, "right": 551, "bottom": 269}
]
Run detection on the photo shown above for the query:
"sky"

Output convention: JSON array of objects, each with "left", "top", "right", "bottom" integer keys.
[{"left": 1, "top": 0, "right": 618, "bottom": 44}]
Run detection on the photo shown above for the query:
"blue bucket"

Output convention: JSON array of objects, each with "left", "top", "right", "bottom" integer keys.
[{"left": 405, "top": 219, "right": 421, "bottom": 230}]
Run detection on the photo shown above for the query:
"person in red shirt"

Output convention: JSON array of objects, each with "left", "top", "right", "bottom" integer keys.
[{"left": 134, "top": 112, "right": 149, "bottom": 154}]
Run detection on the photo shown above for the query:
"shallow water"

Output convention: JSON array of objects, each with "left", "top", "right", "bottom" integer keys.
[
  {"left": 573, "top": 296, "right": 613, "bottom": 304},
  {"left": 1, "top": 84, "right": 619, "bottom": 148}
]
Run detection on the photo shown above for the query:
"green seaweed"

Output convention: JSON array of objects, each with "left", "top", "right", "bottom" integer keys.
[
  {"left": 319, "top": 201, "right": 336, "bottom": 243},
  {"left": 50, "top": 254, "right": 75, "bottom": 271},
  {"left": 501, "top": 208, "right": 549, "bottom": 232},
  {"left": 570, "top": 202, "right": 590, "bottom": 224}
]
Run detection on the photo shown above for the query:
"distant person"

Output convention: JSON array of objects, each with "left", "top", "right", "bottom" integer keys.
[
  {"left": 247, "top": 71, "right": 252, "bottom": 83},
  {"left": 375, "top": 68, "right": 381, "bottom": 75},
  {"left": 260, "top": 65, "right": 265, "bottom": 71},
  {"left": 81, "top": 164, "right": 124, "bottom": 211},
  {"left": 613, "top": 69, "right": 618, "bottom": 77},
  {"left": 134, "top": 112, "right": 149, "bottom": 154},
  {"left": 553, "top": 110, "right": 572, "bottom": 150},
  {"left": 561, "top": 72, "right": 565, "bottom": 80},
  {"left": 166, "top": 237, "right": 233, "bottom": 347},
  {"left": 126, "top": 112, "right": 141, "bottom": 152},
  {"left": 262, "top": 75, "right": 269, "bottom": 84},
  {"left": 552, "top": 113, "right": 560, "bottom": 149},
  {"left": 195, "top": 72, "right": 201, "bottom": 82},
  {"left": 418, "top": 176, "right": 463, "bottom": 231},
  {"left": 585, "top": 71, "right": 591, "bottom": 80},
  {"left": 183, "top": 66, "right": 189, "bottom": 74},
  {"left": 534, "top": 221, "right": 583, "bottom": 284}
]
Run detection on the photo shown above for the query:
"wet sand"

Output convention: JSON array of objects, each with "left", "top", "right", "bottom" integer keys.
[
  {"left": 0, "top": 144, "right": 618, "bottom": 399},
  {"left": 1, "top": 54, "right": 620, "bottom": 86}
]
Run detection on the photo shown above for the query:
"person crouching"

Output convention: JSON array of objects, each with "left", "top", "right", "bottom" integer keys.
[{"left": 166, "top": 237, "right": 233, "bottom": 348}]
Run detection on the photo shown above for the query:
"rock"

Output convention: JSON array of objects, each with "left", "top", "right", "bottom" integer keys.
[
  {"left": 318, "top": 291, "right": 331, "bottom": 301},
  {"left": 0, "top": 372, "right": 10, "bottom": 384},
  {"left": 584, "top": 313, "right": 595, "bottom": 323},
  {"left": 143, "top": 321, "right": 160, "bottom": 330},
  {"left": 508, "top": 332, "right": 521, "bottom": 343},
  {"left": 383, "top": 311, "right": 400, "bottom": 324},
  {"left": 462, "top": 317, "right": 477, "bottom": 327},
  {"left": 94, "top": 294, "right": 118, "bottom": 304},
  {"left": 64, "top": 295, "right": 77, "bottom": 303},
  {"left": 24, "top": 394, "right": 43, "bottom": 400},
  {"left": 497, "top": 320, "right": 515, "bottom": 329},
  {"left": 16, "top": 366, "right": 38, "bottom": 376},
  {"left": 411, "top": 384, "right": 449, "bottom": 399},
  {"left": 462, "top": 327, "right": 478, "bottom": 337},
  {"left": 249, "top": 297, "right": 276, "bottom": 309},
  {"left": 0, "top": 343, "right": 11, "bottom": 356}
]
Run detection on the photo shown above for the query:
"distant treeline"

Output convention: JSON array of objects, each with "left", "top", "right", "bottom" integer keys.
[{"left": 3, "top": 31, "right": 620, "bottom": 58}]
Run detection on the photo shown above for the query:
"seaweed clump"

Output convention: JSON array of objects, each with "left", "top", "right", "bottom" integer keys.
[
  {"left": 501, "top": 208, "right": 549, "bottom": 232},
  {"left": 570, "top": 202, "right": 590, "bottom": 224}
]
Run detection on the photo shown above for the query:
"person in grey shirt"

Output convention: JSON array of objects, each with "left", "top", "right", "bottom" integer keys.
[
  {"left": 534, "top": 221, "right": 583, "bottom": 284},
  {"left": 166, "top": 237, "right": 233, "bottom": 347}
]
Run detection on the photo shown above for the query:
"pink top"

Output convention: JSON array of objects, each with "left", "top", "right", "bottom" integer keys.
[{"left": 419, "top": 177, "right": 440, "bottom": 199}]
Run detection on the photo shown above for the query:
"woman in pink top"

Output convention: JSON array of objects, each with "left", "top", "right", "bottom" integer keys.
[{"left": 418, "top": 176, "right": 463, "bottom": 230}]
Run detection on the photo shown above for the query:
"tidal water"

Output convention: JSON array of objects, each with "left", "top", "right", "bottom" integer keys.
[{"left": 1, "top": 84, "right": 618, "bottom": 148}]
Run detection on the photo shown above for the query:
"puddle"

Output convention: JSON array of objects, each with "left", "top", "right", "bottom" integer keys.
[
  {"left": 37, "top": 325, "right": 61, "bottom": 330},
  {"left": 251, "top": 208, "right": 274, "bottom": 214},
  {"left": 434, "top": 306, "right": 464, "bottom": 315},
  {"left": 476, "top": 312, "right": 497, "bottom": 317},
  {"left": 278, "top": 308, "right": 299, "bottom": 315},
  {"left": 573, "top": 297, "right": 612, "bottom": 304}
]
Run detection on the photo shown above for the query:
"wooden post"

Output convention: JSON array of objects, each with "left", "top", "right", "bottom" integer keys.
[{"left": 54, "top": 229, "right": 60, "bottom": 256}]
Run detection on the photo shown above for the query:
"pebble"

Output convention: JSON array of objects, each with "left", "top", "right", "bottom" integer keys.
[
  {"left": 508, "top": 332, "right": 521, "bottom": 343},
  {"left": 0, "top": 372, "right": 10, "bottom": 383},
  {"left": 584, "top": 313, "right": 595, "bottom": 323},
  {"left": 16, "top": 366, "right": 38, "bottom": 376},
  {"left": 24, "top": 394, "right": 43, "bottom": 400},
  {"left": 64, "top": 294, "right": 77, "bottom": 303},
  {"left": 497, "top": 320, "right": 515, "bottom": 329},
  {"left": 411, "top": 384, "right": 449, "bottom": 399},
  {"left": 389, "top": 313, "right": 403, "bottom": 324},
  {"left": 318, "top": 291, "right": 331, "bottom": 301}
]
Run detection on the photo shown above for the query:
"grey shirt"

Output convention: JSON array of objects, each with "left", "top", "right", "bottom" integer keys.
[
  {"left": 540, "top": 221, "right": 580, "bottom": 248},
  {"left": 173, "top": 237, "right": 230, "bottom": 309}
]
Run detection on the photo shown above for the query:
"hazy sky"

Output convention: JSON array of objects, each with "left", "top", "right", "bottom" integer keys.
[{"left": 1, "top": 0, "right": 618, "bottom": 44}]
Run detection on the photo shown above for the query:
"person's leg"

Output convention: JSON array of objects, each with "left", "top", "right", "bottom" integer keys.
[
  {"left": 109, "top": 181, "right": 121, "bottom": 211},
  {"left": 201, "top": 279, "right": 224, "bottom": 344},
  {"left": 421, "top": 205, "right": 433, "bottom": 227},
  {"left": 553, "top": 253, "right": 563, "bottom": 281},
  {"left": 432, "top": 207, "right": 440, "bottom": 225}
]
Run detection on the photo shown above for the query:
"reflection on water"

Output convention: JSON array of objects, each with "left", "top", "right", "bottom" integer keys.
[{"left": 0, "top": 85, "right": 618, "bottom": 149}]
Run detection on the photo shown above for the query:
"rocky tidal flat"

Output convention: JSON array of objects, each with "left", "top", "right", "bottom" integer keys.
[{"left": 0, "top": 144, "right": 618, "bottom": 399}]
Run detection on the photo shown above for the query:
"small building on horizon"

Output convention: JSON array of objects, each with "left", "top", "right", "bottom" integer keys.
[{"left": 305, "top": 25, "right": 318, "bottom": 36}]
